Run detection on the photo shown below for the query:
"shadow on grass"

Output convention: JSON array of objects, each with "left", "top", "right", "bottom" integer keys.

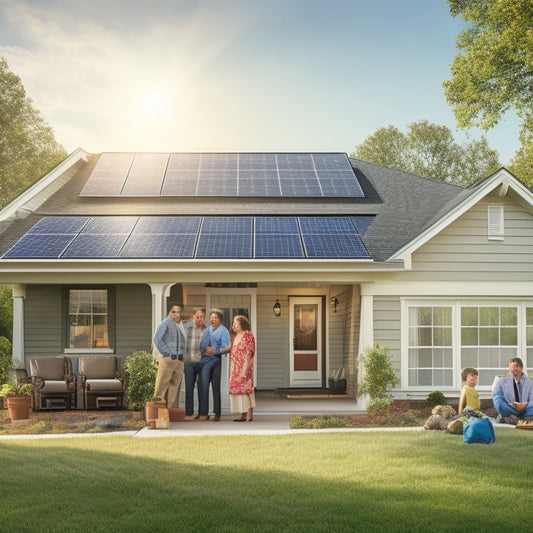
[{"left": 1, "top": 430, "right": 532, "bottom": 532}]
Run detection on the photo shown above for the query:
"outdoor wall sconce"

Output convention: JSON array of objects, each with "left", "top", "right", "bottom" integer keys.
[
  {"left": 273, "top": 299, "right": 281, "bottom": 317},
  {"left": 330, "top": 297, "right": 339, "bottom": 313}
]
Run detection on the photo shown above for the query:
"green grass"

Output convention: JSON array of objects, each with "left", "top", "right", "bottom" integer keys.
[{"left": 1, "top": 429, "right": 532, "bottom": 532}]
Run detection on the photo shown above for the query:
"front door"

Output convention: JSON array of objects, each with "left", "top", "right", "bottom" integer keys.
[{"left": 289, "top": 297, "right": 323, "bottom": 387}]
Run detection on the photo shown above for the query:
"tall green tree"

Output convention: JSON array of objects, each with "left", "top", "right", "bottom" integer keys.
[
  {"left": 443, "top": 0, "right": 533, "bottom": 184},
  {"left": 0, "top": 57, "right": 67, "bottom": 208},
  {"left": 351, "top": 120, "right": 500, "bottom": 186}
]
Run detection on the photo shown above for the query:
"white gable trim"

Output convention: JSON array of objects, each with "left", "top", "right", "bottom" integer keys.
[
  {"left": 0, "top": 147, "right": 89, "bottom": 222},
  {"left": 388, "top": 168, "right": 533, "bottom": 269}
]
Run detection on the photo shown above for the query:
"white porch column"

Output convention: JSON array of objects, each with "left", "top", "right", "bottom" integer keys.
[
  {"left": 12, "top": 284, "right": 26, "bottom": 369},
  {"left": 148, "top": 283, "right": 174, "bottom": 337},
  {"left": 357, "top": 291, "right": 374, "bottom": 411}
]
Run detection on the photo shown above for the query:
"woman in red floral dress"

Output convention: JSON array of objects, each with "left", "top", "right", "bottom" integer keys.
[{"left": 229, "top": 315, "right": 256, "bottom": 422}]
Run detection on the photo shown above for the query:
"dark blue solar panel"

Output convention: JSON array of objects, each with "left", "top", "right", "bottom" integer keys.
[
  {"left": 299, "top": 217, "right": 356, "bottom": 234},
  {"left": 302, "top": 234, "right": 370, "bottom": 258},
  {"left": 319, "top": 178, "right": 365, "bottom": 197},
  {"left": 62, "top": 235, "right": 128, "bottom": 258},
  {"left": 276, "top": 153, "right": 314, "bottom": 170},
  {"left": 196, "top": 234, "right": 252, "bottom": 258},
  {"left": 351, "top": 216, "right": 375, "bottom": 235},
  {"left": 4, "top": 234, "right": 76, "bottom": 258},
  {"left": 239, "top": 153, "right": 277, "bottom": 170},
  {"left": 120, "top": 234, "right": 197, "bottom": 258},
  {"left": 28, "top": 217, "right": 88, "bottom": 234},
  {"left": 201, "top": 217, "right": 253, "bottom": 234},
  {"left": 255, "top": 234, "right": 304, "bottom": 258},
  {"left": 81, "top": 217, "right": 137, "bottom": 234},
  {"left": 238, "top": 172, "right": 281, "bottom": 196},
  {"left": 312, "top": 153, "right": 352, "bottom": 170},
  {"left": 133, "top": 217, "right": 201, "bottom": 234},
  {"left": 255, "top": 217, "right": 299, "bottom": 234}
]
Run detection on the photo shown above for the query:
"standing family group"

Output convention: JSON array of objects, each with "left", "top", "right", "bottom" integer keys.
[{"left": 152, "top": 305, "right": 256, "bottom": 422}]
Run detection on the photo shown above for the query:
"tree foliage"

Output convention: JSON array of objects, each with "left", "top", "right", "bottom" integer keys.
[
  {"left": 0, "top": 285, "right": 13, "bottom": 342},
  {"left": 352, "top": 120, "right": 500, "bottom": 186},
  {"left": 0, "top": 57, "right": 67, "bottom": 209},
  {"left": 443, "top": 0, "right": 533, "bottom": 183}
]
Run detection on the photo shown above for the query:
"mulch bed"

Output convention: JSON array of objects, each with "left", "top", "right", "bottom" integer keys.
[{"left": 0, "top": 409, "right": 145, "bottom": 435}]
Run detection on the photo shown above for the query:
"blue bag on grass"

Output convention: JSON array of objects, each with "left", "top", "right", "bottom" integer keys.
[{"left": 463, "top": 417, "right": 496, "bottom": 444}]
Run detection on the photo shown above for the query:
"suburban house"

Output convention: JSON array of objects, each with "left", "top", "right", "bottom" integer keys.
[{"left": 0, "top": 149, "right": 532, "bottom": 411}]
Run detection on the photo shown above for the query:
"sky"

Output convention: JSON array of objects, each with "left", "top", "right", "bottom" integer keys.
[{"left": 0, "top": 0, "right": 521, "bottom": 164}]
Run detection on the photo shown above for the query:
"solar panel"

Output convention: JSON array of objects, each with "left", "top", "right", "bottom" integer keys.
[
  {"left": 28, "top": 216, "right": 89, "bottom": 234},
  {"left": 299, "top": 217, "right": 356, "bottom": 234},
  {"left": 255, "top": 217, "right": 299, "bottom": 234},
  {"left": 201, "top": 217, "right": 253, "bottom": 234},
  {"left": 79, "top": 153, "right": 134, "bottom": 196},
  {"left": 255, "top": 234, "right": 304, "bottom": 258},
  {"left": 132, "top": 217, "right": 201, "bottom": 234},
  {"left": 302, "top": 234, "right": 370, "bottom": 258},
  {"left": 196, "top": 234, "right": 253, "bottom": 258},
  {"left": 4, "top": 234, "right": 76, "bottom": 258},
  {"left": 80, "top": 152, "right": 364, "bottom": 199},
  {"left": 62, "top": 234, "right": 128, "bottom": 258},
  {"left": 160, "top": 170, "right": 199, "bottom": 195},
  {"left": 120, "top": 234, "right": 197, "bottom": 258},
  {"left": 2, "top": 216, "right": 372, "bottom": 260}
]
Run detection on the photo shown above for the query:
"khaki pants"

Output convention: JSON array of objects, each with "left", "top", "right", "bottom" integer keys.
[{"left": 154, "top": 357, "right": 184, "bottom": 408}]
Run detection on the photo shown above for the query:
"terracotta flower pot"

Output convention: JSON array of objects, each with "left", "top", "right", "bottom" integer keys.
[
  {"left": 145, "top": 400, "right": 166, "bottom": 422},
  {"left": 6, "top": 396, "right": 32, "bottom": 421}
]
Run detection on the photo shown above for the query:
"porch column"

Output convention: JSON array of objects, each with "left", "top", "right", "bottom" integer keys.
[
  {"left": 12, "top": 284, "right": 26, "bottom": 369},
  {"left": 148, "top": 283, "right": 174, "bottom": 337},
  {"left": 357, "top": 292, "right": 374, "bottom": 411}
]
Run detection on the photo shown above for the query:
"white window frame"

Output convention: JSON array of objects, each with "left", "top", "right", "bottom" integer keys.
[{"left": 402, "top": 298, "right": 531, "bottom": 391}]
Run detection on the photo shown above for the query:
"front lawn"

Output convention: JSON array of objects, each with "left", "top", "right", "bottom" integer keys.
[{"left": 1, "top": 430, "right": 532, "bottom": 532}]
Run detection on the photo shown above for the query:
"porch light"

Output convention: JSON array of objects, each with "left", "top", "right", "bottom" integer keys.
[
  {"left": 330, "top": 297, "right": 338, "bottom": 313},
  {"left": 273, "top": 299, "right": 281, "bottom": 317}
]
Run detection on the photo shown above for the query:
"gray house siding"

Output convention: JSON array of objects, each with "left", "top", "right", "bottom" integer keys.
[
  {"left": 405, "top": 196, "right": 533, "bottom": 281},
  {"left": 256, "top": 292, "right": 287, "bottom": 388},
  {"left": 115, "top": 284, "right": 152, "bottom": 358},
  {"left": 373, "top": 296, "right": 401, "bottom": 376},
  {"left": 25, "top": 285, "right": 62, "bottom": 358}
]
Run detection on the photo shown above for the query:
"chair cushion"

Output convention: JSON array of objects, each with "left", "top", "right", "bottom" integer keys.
[
  {"left": 30, "top": 358, "right": 65, "bottom": 380},
  {"left": 41, "top": 380, "right": 69, "bottom": 393},
  {"left": 81, "top": 357, "right": 116, "bottom": 379},
  {"left": 85, "top": 379, "right": 123, "bottom": 392}
]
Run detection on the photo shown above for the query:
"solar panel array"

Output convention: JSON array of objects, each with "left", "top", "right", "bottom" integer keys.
[
  {"left": 79, "top": 153, "right": 364, "bottom": 198},
  {"left": 3, "top": 216, "right": 374, "bottom": 260}
]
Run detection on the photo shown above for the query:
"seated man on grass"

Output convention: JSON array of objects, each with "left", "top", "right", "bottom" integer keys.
[{"left": 492, "top": 357, "right": 533, "bottom": 424}]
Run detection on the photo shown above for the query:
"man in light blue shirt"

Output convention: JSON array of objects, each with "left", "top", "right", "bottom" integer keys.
[
  {"left": 196, "top": 308, "right": 231, "bottom": 421},
  {"left": 493, "top": 357, "right": 533, "bottom": 422}
]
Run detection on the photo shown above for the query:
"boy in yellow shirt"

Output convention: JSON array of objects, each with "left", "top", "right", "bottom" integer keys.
[{"left": 458, "top": 367, "right": 480, "bottom": 414}]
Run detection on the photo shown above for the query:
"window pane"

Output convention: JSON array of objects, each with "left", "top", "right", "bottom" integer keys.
[
  {"left": 500, "top": 327, "right": 517, "bottom": 346},
  {"left": 500, "top": 307, "right": 517, "bottom": 326},
  {"left": 462, "top": 348, "right": 478, "bottom": 367},
  {"left": 68, "top": 289, "right": 109, "bottom": 349},
  {"left": 462, "top": 307, "right": 478, "bottom": 326},
  {"left": 418, "top": 348, "right": 433, "bottom": 368},
  {"left": 418, "top": 370, "right": 432, "bottom": 386},
  {"left": 461, "top": 327, "right": 478, "bottom": 345},
  {"left": 418, "top": 307, "right": 432, "bottom": 326},
  {"left": 92, "top": 291, "right": 108, "bottom": 314},
  {"left": 443, "top": 349, "right": 453, "bottom": 367},
  {"left": 418, "top": 328, "right": 432, "bottom": 346},
  {"left": 480, "top": 307, "right": 499, "bottom": 326},
  {"left": 479, "top": 328, "right": 498, "bottom": 346},
  {"left": 433, "top": 307, "right": 451, "bottom": 326},
  {"left": 527, "top": 327, "right": 533, "bottom": 345},
  {"left": 526, "top": 307, "right": 533, "bottom": 325}
]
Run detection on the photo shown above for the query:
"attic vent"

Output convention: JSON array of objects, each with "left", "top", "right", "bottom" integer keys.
[{"left": 487, "top": 205, "right": 504, "bottom": 240}]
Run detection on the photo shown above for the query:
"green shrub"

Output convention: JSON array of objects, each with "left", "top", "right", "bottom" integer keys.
[
  {"left": 427, "top": 390, "right": 446, "bottom": 407},
  {"left": 0, "top": 336, "right": 12, "bottom": 385},
  {"left": 358, "top": 344, "right": 400, "bottom": 401},
  {"left": 367, "top": 396, "right": 393, "bottom": 416},
  {"left": 124, "top": 350, "right": 157, "bottom": 411},
  {"left": 0, "top": 285, "right": 13, "bottom": 342}
]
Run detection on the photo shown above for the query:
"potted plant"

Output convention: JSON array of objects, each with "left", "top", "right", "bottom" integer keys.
[{"left": 0, "top": 382, "right": 33, "bottom": 420}]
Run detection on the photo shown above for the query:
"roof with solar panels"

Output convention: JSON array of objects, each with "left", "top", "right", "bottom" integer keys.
[{"left": 0, "top": 149, "right": 467, "bottom": 264}]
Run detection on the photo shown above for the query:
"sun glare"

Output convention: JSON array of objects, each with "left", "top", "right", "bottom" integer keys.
[{"left": 142, "top": 91, "right": 169, "bottom": 117}]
